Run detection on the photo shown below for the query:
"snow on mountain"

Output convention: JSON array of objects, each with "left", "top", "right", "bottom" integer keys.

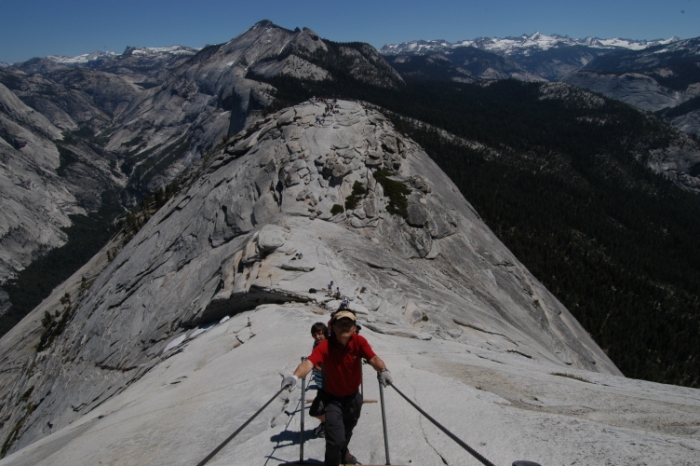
[
  {"left": 46, "top": 50, "right": 119, "bottom": 65},
  {"left": 122, "top": 45, "right": 200, "bottom": 57},
  {"left": 45, "top": 46, "right": 199, "bottom": 66},
  {"left": 381, "top": 33, "right": 680, "bottom": 57},
  {"left": 594, "top": 36, "right": 680, "bottom": 50}
]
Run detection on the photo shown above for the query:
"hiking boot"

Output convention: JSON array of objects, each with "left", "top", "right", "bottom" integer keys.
[
  {"left": 342, "top": 451, "right": 360, "bottom": 464},
  {"left": 314, "top": 422, "right": 325, "bottom": 438}
]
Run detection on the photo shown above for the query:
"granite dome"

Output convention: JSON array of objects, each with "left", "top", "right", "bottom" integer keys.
[{"left": 0, "top": 100, "right": 696, "bottom": 465}]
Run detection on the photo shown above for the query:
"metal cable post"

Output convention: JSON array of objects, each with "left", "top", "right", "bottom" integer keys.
[
  {"left": 300, "top": 356, "right": 307, "bottom": 464},
  {"left": 378, "top": 377, "right": 391, "bottom": 465},
  {"left": 361, "top": 358, "right": 365, "bottom": 396}
]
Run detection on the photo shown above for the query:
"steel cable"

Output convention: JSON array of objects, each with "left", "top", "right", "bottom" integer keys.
[
  {"left": 195, "top": 386, "right": 288, "bottom": 466},
  {"left": 388, "top": 383, "right": 497, "bottom": 466}
]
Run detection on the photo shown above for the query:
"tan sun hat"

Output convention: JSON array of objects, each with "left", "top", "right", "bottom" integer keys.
[{"left": 332, "top": 310, "right": 356, "bottom": 322}]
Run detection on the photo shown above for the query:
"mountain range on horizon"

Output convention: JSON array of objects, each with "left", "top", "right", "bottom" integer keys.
[
  {"left": 0, "top": 19, "right": 699, "bottom": 464},
  {"left": 383, "top": 32, "right": 700, "bottom": 136},
  {"left": 7, "top": 26, "right": 697, "bottom": 136},
  {"left": 381, "top": 31, "right": 681, "bottom": 56},
  {"left": 0, "top": 30, "right": 679, "bottom": 67}
]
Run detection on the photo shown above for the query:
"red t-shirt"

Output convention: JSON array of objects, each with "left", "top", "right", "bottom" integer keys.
[{"left": 307, "top": 334, "right": 376, "bottom": 397}]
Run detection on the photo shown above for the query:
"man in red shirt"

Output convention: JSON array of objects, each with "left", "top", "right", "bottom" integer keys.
[{"left": 282, "top": 310, "right": 393, "bottom": 466}]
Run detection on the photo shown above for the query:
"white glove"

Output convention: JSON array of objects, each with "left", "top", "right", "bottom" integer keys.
[
  {"left": 378, "top": 370, "right": 393, "bottom": 387},
  {"left": 282, "top": 375, "right": 299, "bottom": 391}
]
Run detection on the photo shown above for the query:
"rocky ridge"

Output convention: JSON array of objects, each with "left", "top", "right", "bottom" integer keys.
[
  {"left": 384, "top": 47, "right": 544, "bottom": 83},
  {"left": 0, "top": 20, "right": 403, "bottom": 285},
  {"left": 0, "top": 99, "right": 624, "bottom": 458},
  {"left": 99, "top": 21, "right": 332, "bottom": 194},
  {"left": 85, "top": 20, "right": 403, "bottom": 195}
]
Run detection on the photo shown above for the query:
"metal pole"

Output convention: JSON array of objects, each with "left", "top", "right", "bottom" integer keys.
[
  {"left": 378, "top": 379, "right": 391, "bottom": 465},
  {"left": 300, "top": 357, "right": 307, "bottom": 464},
  {"left": 361, "top": 359, "right": 364, "bottom": 396}
]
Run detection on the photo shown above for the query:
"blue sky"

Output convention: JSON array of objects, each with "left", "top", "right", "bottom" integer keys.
[{"left": 1, "top": 0, "right": 698, "bottom": 63}]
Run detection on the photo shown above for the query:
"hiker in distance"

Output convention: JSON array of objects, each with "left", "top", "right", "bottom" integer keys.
[{"left": 282, "top": 309, "right": 393, "bottom": 466}]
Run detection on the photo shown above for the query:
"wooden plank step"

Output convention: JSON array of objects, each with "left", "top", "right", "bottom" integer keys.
[
  {"left": 281, "top": 463, "right": 407, "bottom": 465},
  {"left": 305, "top": 399, "right": 378, "bottom": 403}
]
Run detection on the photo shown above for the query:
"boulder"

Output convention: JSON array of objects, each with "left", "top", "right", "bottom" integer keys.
[
  {"left": 257, "top": 225, "right": 286, "bottom": 253},
  {"left": 410, "top": 175, "right": 431, "bottom": 193},
  {"left": 362, "top": 322, "right": 432, "bottom": 340},
  {"left": 407, "top": 200, "right": 430, "bottom": 227},
  {"left": 280, "top": 261, "right": 316, "bottom": 272},
  {"left": 427, "top": 203, "right": 458, "bottom": 239},
  {"left": 253, "top": 192, "right": 280, "bottom": 225}
]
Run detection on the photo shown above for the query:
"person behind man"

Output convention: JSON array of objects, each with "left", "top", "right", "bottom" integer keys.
[
  {"left": 282, "top": 310, "right": 393, "bottom": 465},
  {"left": 309, "top": 322, "right": 328, "bottom": 437}
]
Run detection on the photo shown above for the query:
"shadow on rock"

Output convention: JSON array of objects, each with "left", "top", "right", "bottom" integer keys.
[{"left": 270, "top": 428, "right": 319, "bottom": 445}]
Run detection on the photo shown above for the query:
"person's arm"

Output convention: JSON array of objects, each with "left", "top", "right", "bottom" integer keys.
[
  {"left": 368, "top": 355, "right": 393, "bottom": 386},
  {"left": 293, "top": 359, "right": 314, "bottom": 378},
  {"left": 281, "top": 359, "right": 315, "bottom": 391},
  {"left": 367, "top": 355, "right": 387, "bottom": 372}
]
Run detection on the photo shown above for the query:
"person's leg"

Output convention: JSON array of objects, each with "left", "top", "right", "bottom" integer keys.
[
  {"left": 339, "top": 392, "right": 363, "bottom": 460},
  {"left": 313, "top": 421, "right": 326, "bottom": 438},
  {"left": 310, "top": 391, "right": 327, "bottom": 437},
  {"left": 323, "top": 399, "right": 345, "bottom": 466},
  {"left": 310, "top": 392, "right": 325, "bottom": 419}
]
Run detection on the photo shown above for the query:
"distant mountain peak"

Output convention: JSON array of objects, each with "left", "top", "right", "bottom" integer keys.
[
  {"left": 253, "top": 19, "right": 275, "bottom": 28},
  {"left": 249, "top": 18, "right": 295, "bottom": 34}
]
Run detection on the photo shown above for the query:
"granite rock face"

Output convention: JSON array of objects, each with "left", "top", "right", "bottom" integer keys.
[
  {"left": 563, "top": 71, "right": 688, "bottom": 112},
  {"left": 0, "top": 81, "right": 125, "bottom": 283},
  {"left": 670, "top": 109, "right": 700, "bottom": 137},
  {"left": 0, "top": 100, "right": 624, "bottom": 457},
  {"left": 2, "top": 304, "right": 698, "bottom": 466}
]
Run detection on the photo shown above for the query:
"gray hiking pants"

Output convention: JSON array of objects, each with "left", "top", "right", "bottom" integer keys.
[{"left": 323, "top": 391, "right": 363, "bottom": 466}]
